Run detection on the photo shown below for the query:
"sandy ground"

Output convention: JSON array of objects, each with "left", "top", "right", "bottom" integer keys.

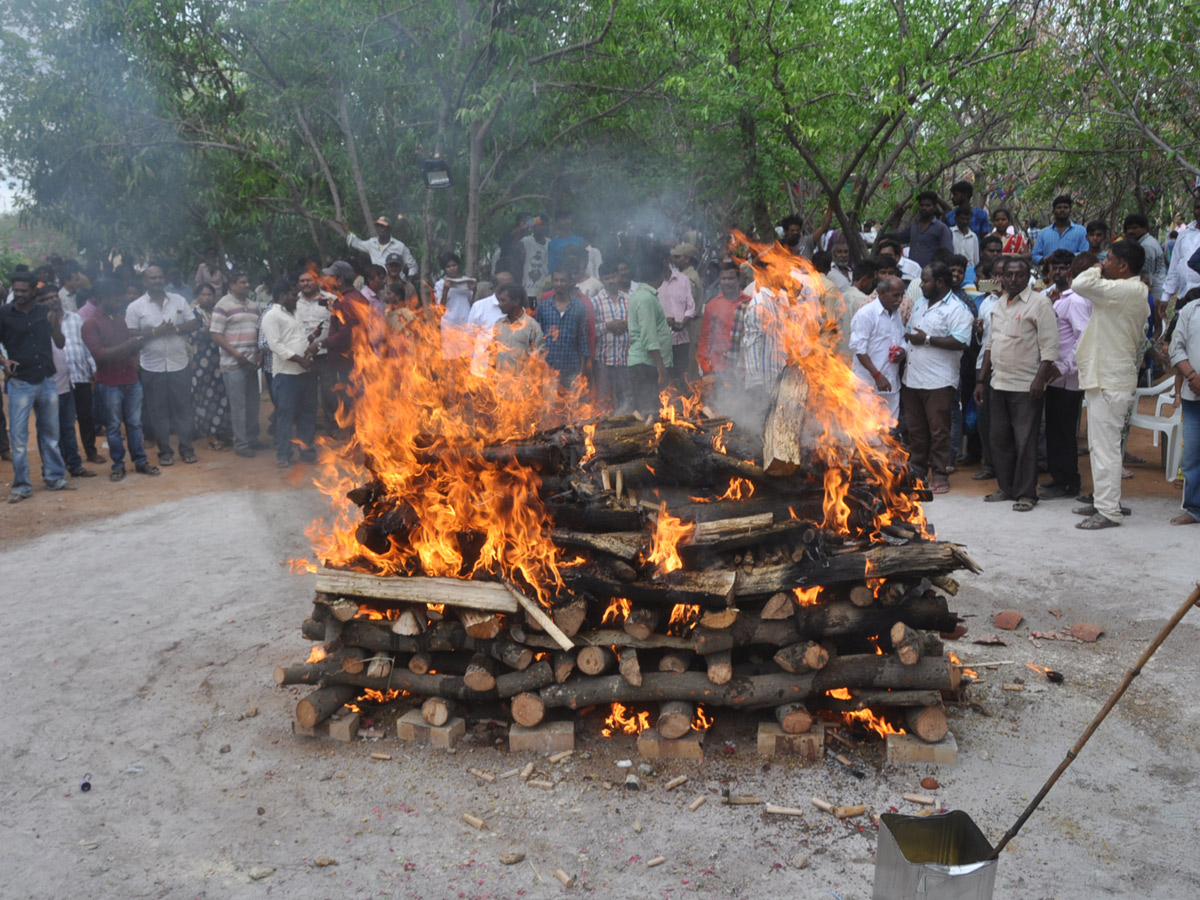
[{"left": 1, "top": 419, "right": 1199, "bottom": 899}]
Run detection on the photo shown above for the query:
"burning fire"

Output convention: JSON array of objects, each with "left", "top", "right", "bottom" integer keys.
[
  {"left": 826, "top": 687, "right": 852, "bottom": 700},
  {"left": 289, "top": 557, "right": 318, "bottom": 574},
  {"left": 601, "top": 597, "right": 632, "bottom": 625},
  {"left": 710, "top": 422, "right": 732, "bottom": 453},
  {"left": 647, "top": 504, "right": 694, "bottom": 575},
  {"left": 731, "top": 231, "right": 927, "bottom": 539},
  {"left": 304, "top": 286, "right": 598, "bottom": 606},
  {"left": 582, "top": 424, "right": 597, "bottom": 464},
  {"left": 948, "top": 651, "right": 978, "bottom": 680},
  {"left": 306, "top": 644, "right": 327, "bottom": 664},
  {"left": 843, "top": 708, "right": 906, "bottom": 738},
  {"left": 793, "top": 586, "right": 822, "bottom": 606},
  {"left": 602, "top": 702, "right": 652, "bottom": 737},
  {"left": 868, "top": 633, "right": 884, "bottom": 655},
  {"left": 667, "top": 603, "right": 701, "bottom": 634},
  {"left": 718, "top": 477, "right": 755, "bottom": 501},
  {"left": 691, "top": 706, "right": 714, "bottom": 731}
]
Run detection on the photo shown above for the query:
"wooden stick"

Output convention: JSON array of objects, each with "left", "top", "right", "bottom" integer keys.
[
  {"left": 506, "top": 583, "right": 575, "bottom": 651},
  {"left": 463, "top": 813, "right": 486, "bottom": 830},
  {"left": 688, "top": 795, "right": 707, "bottom": 811},
  {"left": 834, "top": 804, "right": 866, "bottom": 819},
  {"left": 646, "top": 856, "right": 666, "bottom": 868},
  {"left": 316, "top": 569, "right": 519, "bottom": 612},
  {"left": 766, "top": 804, "right": 806, "bottom": 816},
  {"left": 664, "top": 775, "right": 689, "bottom": 791},
  {"left": 548, "top": 750, "right": 574, "bottom": 764},
  {"left": 811, "top": 796, "right": 833, "bottom": 813},
  {"left": 467, "top": 767, "right": 495, "bottom": 784},
  {"left": 554, "top": 869, "right": 574, "bottom": 887},
  {"left": 903, "top": 792, "right": 936, "bottom": 805}
]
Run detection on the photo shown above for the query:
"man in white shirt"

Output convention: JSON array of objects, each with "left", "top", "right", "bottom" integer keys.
[
  {"left": 1164, "top": 196, "right": 1200, "bottom": 315},
  {"left": 125, "top": 264, "right": 200, "bottom": 466},
  {"left": 849, "top": 274, "right": 905, "bottom": 424},
  {"left": 468, "top": 271, "right": 515, "bottom": 376},
  {"left": 901, "top": 261, "right": 974, "bottom": 493},
  {"left": 1168, "top": 290, "right": 1200, "bottom": 525},
  {"left": 1070, "top": 242, "right": 1150, "bottom": 528},
  {"left": 951, "top": 207, "right": 980, "bottom": 267},
  {"left": 294, "top": 269, "right": 335, "bottom": 427},
  {"left": 261, "top": 284, "right": 319, "bottom": 468},
  {"left": 343, "top": 216, "right": 417, "bottom": 276}
]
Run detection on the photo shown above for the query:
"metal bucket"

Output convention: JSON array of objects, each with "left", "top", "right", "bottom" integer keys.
[{"left": 873, "top": 811, "right": 997, "bottom": 900}]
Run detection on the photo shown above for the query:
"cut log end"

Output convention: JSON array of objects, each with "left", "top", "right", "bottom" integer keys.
[{"left": 511, "top": 692, "right": 546, "bottom": 728}]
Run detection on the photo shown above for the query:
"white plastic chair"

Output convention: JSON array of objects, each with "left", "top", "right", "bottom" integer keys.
[{"left": 1128, "top": 384, "right": 1183, "bottom": 481}]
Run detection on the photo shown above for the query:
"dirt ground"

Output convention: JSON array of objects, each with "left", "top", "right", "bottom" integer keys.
[{"left": 1, "top": 405, "right": 1198, "bottom": 899}]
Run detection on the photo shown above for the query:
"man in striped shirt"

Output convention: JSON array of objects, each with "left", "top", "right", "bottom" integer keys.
[{"left": 591, "top": 262, "right": 631, "bottom": 413}]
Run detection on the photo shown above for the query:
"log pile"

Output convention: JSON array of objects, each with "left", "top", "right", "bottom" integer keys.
[{"left": 277, "top": 403, "right": 979, "bottom": 746}]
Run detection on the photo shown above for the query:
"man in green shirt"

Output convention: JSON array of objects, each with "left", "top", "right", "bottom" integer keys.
[{"left": 626, "top": 250, "right": 671, "bottom": 414}]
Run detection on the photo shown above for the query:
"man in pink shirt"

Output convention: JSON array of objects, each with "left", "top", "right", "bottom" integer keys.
[{"left": 657, "top": 256, "right": 696, "bottom": 387}]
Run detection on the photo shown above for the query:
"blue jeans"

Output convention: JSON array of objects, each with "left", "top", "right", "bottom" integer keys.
[
  {"left": 272, "top": 372, "right": 317, "bottom": 462},
  {"left": 1182, "top": 399, "right": 1200, "bottom": 522},
  {"left": 57, "top": 389, "right": 83, "bottom": 473},
  {"left": 96, "top": 381, "right": 148, "bottom": 471},
  {"left": 7, "top": 377, "right": 66, "bottom": 496}
]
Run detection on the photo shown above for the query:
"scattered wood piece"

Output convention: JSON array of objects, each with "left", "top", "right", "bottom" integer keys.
[
  {"left": 834, "top": 804, "right": 866, "bottom": 819},
  {"left": 548, "top": 750, "right": 574, "bottom": 764},
  {"left": 688, "top": 795, "right": 707, "bottom": 811},
  {"left": 468, "top": 767, "right": 495, "bottom": 784},
  {"left": 519, "top": 762, "right": 534, "bottom": 781},
  {"left": 766, "top": 804, "right": 806, "bottom": 816},
  {"left": 1002, "top": 683, "right": 1024, "bottom": 692},
  {"left": 903, "top": 792, "right": 936, "bottom": 805},
  {"left": 499, "top": 768, "right": 521, "bottom": 780},
  {"left": 665, "top": 775, "right": 689, "bottom": 791},
  {"left": 721, "top": 794, "right": 762, "bottom": 805},
  {"left": 462, "top": 813, "right": 486, "bottom": 830},
  {"left": 811, "top": 796, "right": 834, "bottom": 813},
  {"left": 554, "top": 868, "right": 574, "bottom": 887},
  {"left": 370, "top": 752, "right": 392, "bottom": 761},
  {"left": 646, "top": 856, "right": 667, "bottom": 868},
  {"left": 528, "top": 779, "right": 556, "bottom": 790}
]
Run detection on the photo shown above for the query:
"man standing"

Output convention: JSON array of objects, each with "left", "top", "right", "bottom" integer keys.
[
  {"left": 0, "top": 271, "right": 72, "bottom": 502},
  {"left": 468, "top": 270, "right": 514, "bottom": 373},
  {"left": 261, "top": 283, "right": 319, "bottom": 468},
  {"left": 210, "top": 271, "right": 262, "bottom": 458},
  {"left": 520, "top": 217, "right": 550, "bottom": 298},
  {"left": 907, "top": 192, "right": 954, "bottom": 269},
  {"left": 1164, "top": 196, "right": 1200, "bottom": 315},
  {"left": 126, "top": 264, "right": 200, "bottom": 466},
  {"left": 320, "top": 261, "right": 367, "bottom": 430},
  {"left": 534, "top": 269, "right": 590, "bottom": 388},
  {"left": 1039, "top": 252, "right": 1094, "bottom": 501},
  {"left": 827, "top": 237, "right": 854, "bottom": 293},
  {"left": 657, "top": 252, "right": 696, "bottom": 386},
  {"left": 1031, "top": 195, "right": 1089, "bottom": 265},
  {"left": 1123, "top": 213, "right": 1167, "bottom": 316},
  {"left": 850, "top": 274, "right": 906, "bottom": 425},
  {"left": 1086, "top": 221, "right": 1111, "bottom": 263},
  {"left": 42, "top": 286, "right": 96, "bottom": 479},
  {"left": 901, "top": 262, "right": 974, "bottom": 493},
  {"left": 840, "top": 260, "right": 878, "bottom": 319},
  {"left": 1069, "top": 243, "right": 1150, "bottom": 529},
  {"left": 81, "top": 279, "right": 159, "bottom": 481},
  {"left": 488, "top": 284, "right": 545, "bottom": 374},
  {"left": 547, "top": 211, "right": 584, "bottom": 276},
  {"left": 591, "top": 262, "right": 631, "bottom": 413},
  {"left": 343, "top": 216, "right": 417, "bottom": 277},
  {"left": 294, "top": 269, "right": 334, "bottom": 428},
  {"left": 951, "top": 207, "right": 980, "bottom": 268},
  {"left": 939, "top": 180, "right": 990, "bottom": 239},
  {"left": 626, "top": 252, "right": 672, "bottom": 414},
  {"left": 974, "top": 258, "right": 1059, "bottom": 511},
  {"left": 1168, "top": 285, "right": 1200, "bottom": 525}
]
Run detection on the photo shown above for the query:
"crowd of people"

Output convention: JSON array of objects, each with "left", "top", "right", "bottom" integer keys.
[{"left": 2, "top": 184, "right": 1198, "bottom": 530}]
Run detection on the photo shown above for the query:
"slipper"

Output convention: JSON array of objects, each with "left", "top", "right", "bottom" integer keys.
[
  {"left": 983, "top": 490, "right": 1010, "bottom": 502},
  {"left": 1073, "top": 504, "right": 1131, "bottom": 517},
  {"left": 1076, "top": 513, "right": 1120, "bottom": 530},
  {"left": 69, "top": 468, "right": 97, "bottom": 478},
  {"left": 1170, "top": 514, "right": 1199, "bottom": 526},
  {"left": 930, "top": 481, "right": 950, "bottom": 494},
  {"left": 135, "top": 463, "right": 161, "bottom": 476},
  {"left": 971, "top": 468, "right": 996, "bottom": 481},
  {"left": 7, "top": 492, "right": 28, "bottom": 504},
  {"left": 109, "top": 469, "right": 126, "bottom": 482},
  {"left": 1121, "top": 468, "right": 1133, "bottom": 479},
  {"left": 1012, "top": 499, "right": 1037, "bottom": 512}
]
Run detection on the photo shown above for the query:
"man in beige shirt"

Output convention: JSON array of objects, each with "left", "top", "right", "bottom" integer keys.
[
  {"left": 974, "top": 258, "right": 1059, "bottom": 511},
  {"left": 1069, "top": 242, "right": 1150, "bottom": 528}
]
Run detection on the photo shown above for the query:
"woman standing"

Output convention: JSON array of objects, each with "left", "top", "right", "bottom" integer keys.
[
  {"left": 190, "top": 283, "right": 233, "bottom": 449},
  {"left": 989, "top": 208, "right": 1029, "bottom": 256}
]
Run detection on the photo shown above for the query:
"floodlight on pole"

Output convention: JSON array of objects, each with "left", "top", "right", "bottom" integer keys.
[{"left": 423, "top": 158, "right": 451, "bottom": 189}]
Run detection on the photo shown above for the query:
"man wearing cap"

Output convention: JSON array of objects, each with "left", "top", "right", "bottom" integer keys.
[{"left": 341, "top": 216, "right": 417, "bottom": 278}]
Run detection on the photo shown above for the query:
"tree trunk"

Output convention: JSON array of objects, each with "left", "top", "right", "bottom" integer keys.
[{"left": 296, "top": 685, "right": 356, "bottom": 728}]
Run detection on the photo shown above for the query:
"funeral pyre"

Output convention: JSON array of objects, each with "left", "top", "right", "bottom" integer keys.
[{"left": 279, "top": 236, "right": 978, "bottom": 746}]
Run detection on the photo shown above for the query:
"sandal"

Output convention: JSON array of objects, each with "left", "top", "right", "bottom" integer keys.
[
  {"left": 109, "top": 469, "right": 126, "bottom": 482},
  {"left": 208, "top": 439, "right": 229, "bottom": 451},
  {"left": 135, "top": 463, "right": 161, "bottom": 476},
  {"left": 930, "top": 481, "right": 950, "bottom": 494},
  {"left": 971, "top": 468, "right": 995, "bottom": 480},
  {"left": 983, "top": 490, "right": 1010, "bottom": 502},
  {"left": 1170, "top": 514, "right": 1199, "bottom": 525},
  {"left": 1012, "top": 499, "right": 1037, "bottom": 512},
  {"left": 1075, "top": 513, "right": 1120, "bottom": 530}
]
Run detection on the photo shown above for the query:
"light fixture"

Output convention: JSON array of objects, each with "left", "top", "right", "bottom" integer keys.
[{"left": 422, "top": 158, "right": 451, "bottom": 189}]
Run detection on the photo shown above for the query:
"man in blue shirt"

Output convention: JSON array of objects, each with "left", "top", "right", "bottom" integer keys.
[
  {"left": 535, "top": 269, "right": 590, "bottom": 387},
  {"left": 908, "top": 192, "right": 955, "bottom": 268},
  {"left": 939, "top": 181, "right": 990, "bottom": 240},
  {"left": 547, "top": 211, "right": 585, "bottom": 276},
  {"left": 1031, "top": 195, "right": 1089, "bottom": 265}
]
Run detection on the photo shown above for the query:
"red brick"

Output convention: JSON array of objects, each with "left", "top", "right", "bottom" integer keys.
[
  {"left": 1070, "top": 622, "right": 1104, "bottom": 642},
  {"left": 993, "top": 610, "right": 1024, "bottom": 631}
]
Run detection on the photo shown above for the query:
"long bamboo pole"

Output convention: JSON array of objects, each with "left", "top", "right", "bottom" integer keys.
[{"left": 989, "top": 582, "right": 1200, "bottom": 859}]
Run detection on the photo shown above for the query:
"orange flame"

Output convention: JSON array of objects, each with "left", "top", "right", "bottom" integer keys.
[
  {"left": 358, "top": 688, "right": 404, "bottom": 704},
  {"left": 667, "top": 603, "right": 701, "bottom": 634},
  {"left": 1027, "top": 661, "right": 1050, "bottom": 676},
  {"left": 867, "top": 633, "right": 884, "bottom": 655},
  {"left": 793, "top": 586, "right": 822, "bottom": 606},
  {"left": 304, "top": 288, "right": 599, "bottom": 606},
  {"left": 601, "top": 597, "right": 632, "bottom": 625},
  {"left": 718, "top": 477, "right": 756, "bottom": 501},
  {"left": 647, "top": 503, "right": 694, "bottom": 575},
  {"left": 582, "top": 424, "right": 597, "bottom": 464},
  {"left": 949, "top": 651, "right": 978, "bottom": 680},
  {"left": 306, "top": 644, "right": 327, "bottom": 664},
  {"left": 710, "top": 422, "right": 732, "bottom": 454},
  {"left": 602, "top": 702, "right": 652, "bottom": 737},
  {"left": 826, "top": 687, "right": 852, "bottom": 700},
  {"left": 843, "top": 707, "right": 906, "bottom": 739},
  {"left": 730, "top": 230, "right": 927, "bottom": 540},
  {"left": 289, "top": 557, "right": 317, "bottom": 574},
  {"left": 691, "top": 705, "right": 714, "bottom": 731}
]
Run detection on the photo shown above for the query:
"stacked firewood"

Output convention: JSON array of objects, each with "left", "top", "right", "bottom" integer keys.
[{"left": 277, "top": 406, "right": 978, "bottom": 745}]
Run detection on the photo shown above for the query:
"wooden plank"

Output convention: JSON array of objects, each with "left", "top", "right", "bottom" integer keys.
[
  {"left": 316, "top": 569, "right": 519, "bottom": 613},
  {"left": 505, "top": 583, "right": 575, "bottom": 651}
]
